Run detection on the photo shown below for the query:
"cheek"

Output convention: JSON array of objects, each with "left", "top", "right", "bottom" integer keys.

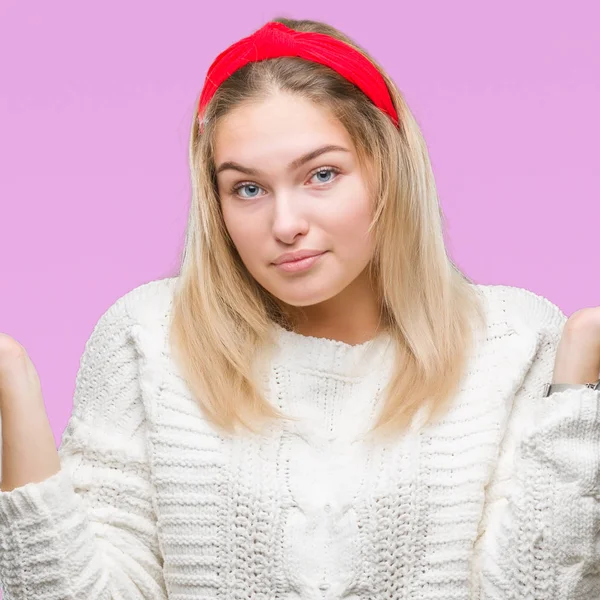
[
  {"left": 221, "top": 204, "right": 263, "bottom": 262},
  {"left": 326, "top": 193, "right": 374, "bottom": 252}
]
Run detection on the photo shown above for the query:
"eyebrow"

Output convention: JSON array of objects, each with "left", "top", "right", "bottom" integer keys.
[{"left": 215, "top": 144, "right": 350, "bottom": 176}]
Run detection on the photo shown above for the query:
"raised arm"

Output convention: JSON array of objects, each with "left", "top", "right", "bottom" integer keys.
[
  {"left": 472, "top": 289, "right": 600, "bottom": 599},
  {"left": 0, "top": 293, "right": 168, "bottom": 599}
]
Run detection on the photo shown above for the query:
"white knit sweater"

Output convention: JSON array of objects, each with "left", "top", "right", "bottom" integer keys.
[{"left": 0, "top": 276, "right": 598, "bottom": 600}]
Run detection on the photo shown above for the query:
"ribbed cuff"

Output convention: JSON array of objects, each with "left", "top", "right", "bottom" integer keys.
[
  {"left": 0, "top": 468, "right": 76, "bottom": 526},
  {"left": 523, "top": 387, "right": 600, "bottom": 466},
  {"left": 0, "top": 468, "right": 84, "bottom": 599}
]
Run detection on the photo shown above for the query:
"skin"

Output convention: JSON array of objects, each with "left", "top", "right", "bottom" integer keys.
[{"left": 213, "top": 91, "right": 382, "bottom": 345}]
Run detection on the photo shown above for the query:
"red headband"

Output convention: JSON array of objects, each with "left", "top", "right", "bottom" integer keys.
[{"left": 197, "top": 21, "right": 399, "bottom": 128}]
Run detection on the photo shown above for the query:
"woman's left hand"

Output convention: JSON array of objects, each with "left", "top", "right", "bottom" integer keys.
[{"left": 552, "top": 307, "right": 600, "bottom": 384}]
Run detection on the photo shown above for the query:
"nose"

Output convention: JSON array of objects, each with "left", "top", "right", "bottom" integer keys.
[{"left": 271, "top": 191, "right": 309, "bottom": 244}]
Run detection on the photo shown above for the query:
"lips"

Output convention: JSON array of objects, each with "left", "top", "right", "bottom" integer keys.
[
  {"left": 272, "top": 249, "right": 325, "bottom": 265},
  {"left": 273, "top": 251, "right": 326, "bottom": 273}
]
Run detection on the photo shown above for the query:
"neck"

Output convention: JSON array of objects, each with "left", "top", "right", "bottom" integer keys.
[{"left": 285, "top": 268, "right": 384, "bottom": 345}]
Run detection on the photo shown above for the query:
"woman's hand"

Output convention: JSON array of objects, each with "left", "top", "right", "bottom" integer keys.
[
  {"left": 0, "top": 333, "right": 45, "bottom": 412},
  {"left": 0, "top": 333, "right": 60, "bottom": 492},
  {"left": 552, "top": 307, "right": 600, "bottom": 385}
]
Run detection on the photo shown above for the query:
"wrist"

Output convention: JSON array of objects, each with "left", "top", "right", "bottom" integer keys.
[
  {"left": 554, "top": 321, "right": 600, "bottom": 384},
  {"left": 552, "top": 350, "right": 600, "bottom": 384},
  {"left": 552, "top": 368, "right": 600, "bottom": 385}
]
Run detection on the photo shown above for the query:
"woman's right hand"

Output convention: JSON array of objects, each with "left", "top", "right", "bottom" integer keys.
[
  {"left": 0, "top": 333, "right": 45, "bottom": 413},
  {"left": 0, "top": 332, "right": 60, "bottom": 492}
]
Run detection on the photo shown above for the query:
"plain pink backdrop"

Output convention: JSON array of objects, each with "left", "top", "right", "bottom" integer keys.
[{"left": 0, "top": 4, "right": 598, "bottom": 583}]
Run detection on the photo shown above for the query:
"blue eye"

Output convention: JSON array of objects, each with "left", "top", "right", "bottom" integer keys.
[
  {"left": 236, "top": 183, "right": 261, "bottom": 199},
  {"left": 312, "top": 168, "right": 337, "bottom": 183}
]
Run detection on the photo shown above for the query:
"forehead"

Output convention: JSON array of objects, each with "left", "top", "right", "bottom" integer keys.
[{"left": 213, "top": 93, "right": 353, "bottom": 164}]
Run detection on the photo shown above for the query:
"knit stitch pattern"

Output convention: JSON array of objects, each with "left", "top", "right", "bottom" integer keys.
[{"left": 0, "top": 276, "right": 598, "bottom": 599}]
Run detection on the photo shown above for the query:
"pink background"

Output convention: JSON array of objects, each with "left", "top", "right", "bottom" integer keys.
[{"left": 0, "top": 2, "right": 598, "bottom": 592}]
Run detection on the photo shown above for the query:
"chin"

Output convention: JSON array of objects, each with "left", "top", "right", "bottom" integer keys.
[{"left": 265, "top": 279, "right": 340, "bottom": 308}]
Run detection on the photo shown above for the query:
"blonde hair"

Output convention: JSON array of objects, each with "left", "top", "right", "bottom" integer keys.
[{"left": 169, "top": 17, "right": 486, "bottom": 441}]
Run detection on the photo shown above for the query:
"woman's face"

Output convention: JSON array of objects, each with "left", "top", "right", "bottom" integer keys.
[{"left": 214, "top": 91, "right": 376, "bottom": 309}]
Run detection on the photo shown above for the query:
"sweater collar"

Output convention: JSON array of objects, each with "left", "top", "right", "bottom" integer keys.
[{"left": 271, "top": 323, "right": 394, "bottom": 379}]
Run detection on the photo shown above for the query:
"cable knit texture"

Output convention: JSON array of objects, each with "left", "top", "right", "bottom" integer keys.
[{"left": 0, "top": 276, "right": 598, "bottom": 599}]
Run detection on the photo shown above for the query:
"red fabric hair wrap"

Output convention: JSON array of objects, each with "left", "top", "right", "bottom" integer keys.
[{"left": 197, "top": 21, "right": 399, "bottom": 128}]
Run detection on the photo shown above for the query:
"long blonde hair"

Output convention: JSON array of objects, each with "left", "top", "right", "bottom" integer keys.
[{"left": 169, "top": 17, "right": 486, "bottom": 440}]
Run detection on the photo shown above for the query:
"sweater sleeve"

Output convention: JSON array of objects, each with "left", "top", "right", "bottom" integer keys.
[
  {"left": 0, "top": 293, "right": 168, "bottom": 600},
  {"left": 472, "top": 289, "right": 600, "bottom": 600}
]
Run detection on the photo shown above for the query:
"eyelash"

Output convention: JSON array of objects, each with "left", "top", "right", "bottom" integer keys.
[{"left": 230, "top": 166, "right": 341, "bottom": 199}]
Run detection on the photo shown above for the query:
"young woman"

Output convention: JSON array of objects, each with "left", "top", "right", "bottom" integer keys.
[{"left": 1, "top": 17, "right": 599, "bottom": 600}]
